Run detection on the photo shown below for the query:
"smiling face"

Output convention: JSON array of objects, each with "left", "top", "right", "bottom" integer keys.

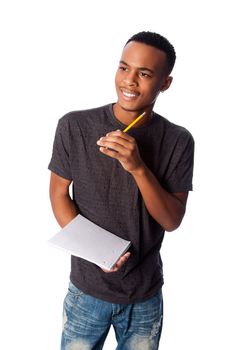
[{"left": 114, "top": 41, "right": 173, "bottom": 118}]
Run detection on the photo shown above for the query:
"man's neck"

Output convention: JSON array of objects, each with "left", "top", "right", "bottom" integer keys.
[{"left": 113, "top": 103, "right": 154, "bottom": 128}]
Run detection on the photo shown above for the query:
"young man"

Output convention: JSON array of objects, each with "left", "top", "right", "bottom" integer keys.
[{"left": 48, "top": 31, "right": 194, "bottom": 350}]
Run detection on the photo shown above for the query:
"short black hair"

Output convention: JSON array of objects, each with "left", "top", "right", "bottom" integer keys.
[{"left": 125, "top": 31, "right": 176, "bottom": 75}]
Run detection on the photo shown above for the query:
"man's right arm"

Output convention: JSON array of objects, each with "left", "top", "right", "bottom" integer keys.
[
  {"left": 49, "top": 171, "right": 130, "bottom": 272},
  {"left": 49, "top": 172, "right": 78, "bottom": 228}
]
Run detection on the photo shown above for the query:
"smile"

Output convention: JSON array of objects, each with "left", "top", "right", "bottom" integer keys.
[{"left": 121, "top": 89, "right": 139, "bottom": 99}]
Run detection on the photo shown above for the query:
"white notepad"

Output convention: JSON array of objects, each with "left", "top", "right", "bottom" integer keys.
[{"left": 48, "top": 215, "right": 131, "bottom": 270}]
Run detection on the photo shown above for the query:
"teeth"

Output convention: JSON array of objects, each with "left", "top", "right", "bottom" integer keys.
[{"left": 122, "top": 91, "right": 137, "bottom": 98}]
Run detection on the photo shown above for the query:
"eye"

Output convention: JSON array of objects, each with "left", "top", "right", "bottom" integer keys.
[
  {"left": 118, "top": 66, "right": 128, "bottom": 72},
  {"left": 139, "top": 72, "right": 151, "bottom": 78}
]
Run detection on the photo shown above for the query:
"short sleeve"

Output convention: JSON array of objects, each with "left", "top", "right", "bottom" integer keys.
[
  {"left": 48, "top": 117, "right": 72, "bottom": 180},
  {"left": 164, "top": 131, "right": 195, "bottom": 193}
]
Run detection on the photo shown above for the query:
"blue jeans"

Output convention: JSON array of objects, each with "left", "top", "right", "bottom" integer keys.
[{"left": 61, "top": 281, "right": 163, "bottom": 350}]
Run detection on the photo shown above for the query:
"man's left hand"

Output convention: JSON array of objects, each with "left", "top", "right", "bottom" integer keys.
[{"left": 97, "top": 130, "right": 144, "bottom": 173}]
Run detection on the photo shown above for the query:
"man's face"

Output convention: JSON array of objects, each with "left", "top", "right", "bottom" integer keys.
[{"left": 115, "top": 41, "right": 171, "bottom": 113}]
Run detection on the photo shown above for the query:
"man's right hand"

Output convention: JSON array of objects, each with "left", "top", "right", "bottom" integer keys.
[{"left": 101, "top": 252, "right": 131, "bottom": 273}]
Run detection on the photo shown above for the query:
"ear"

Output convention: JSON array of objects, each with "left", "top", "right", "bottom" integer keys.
[{"left": 160, "top": 76, "right": 173, "bottom": 92}]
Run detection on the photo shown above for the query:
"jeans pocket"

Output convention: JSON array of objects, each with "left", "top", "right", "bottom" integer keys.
[
  {"left": 68, "top": 281, "right": 84, "bottom": 296},
  {"left": 62, "top": 283, "right": 85, "bottom": 336},
  {"left": 64, "top": 282, "right": 84, "bottom": 311}
]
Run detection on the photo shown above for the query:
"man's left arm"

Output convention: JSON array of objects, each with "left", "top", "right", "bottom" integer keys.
[
  {"left": 97, "top": 130, "right": 190, "bottom": 232},
  {"left": 131, "top": 165, "right": 188, "bottom": 231}
]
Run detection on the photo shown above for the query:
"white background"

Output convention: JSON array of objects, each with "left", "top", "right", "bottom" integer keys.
[{"left": 1, "top": 0, "right": 232, "bottom": 349}]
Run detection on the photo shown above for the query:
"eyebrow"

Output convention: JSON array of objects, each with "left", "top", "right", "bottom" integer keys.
[{"left": 119, "top": 60, "right": 155, "bottom": 75}]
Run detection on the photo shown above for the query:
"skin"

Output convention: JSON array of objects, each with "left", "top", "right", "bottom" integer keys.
[{"left": 50, "top": 41, "right": 189, "bottom": 273}]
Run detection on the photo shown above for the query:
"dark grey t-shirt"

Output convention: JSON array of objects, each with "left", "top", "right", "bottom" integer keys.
[{"left": 48, "top": 104, "right": 194, "bottom": 304}]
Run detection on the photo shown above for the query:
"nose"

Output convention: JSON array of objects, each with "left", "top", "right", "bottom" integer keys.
[{"left": 123, "top": 70, "right": 138, "bottom": 87}]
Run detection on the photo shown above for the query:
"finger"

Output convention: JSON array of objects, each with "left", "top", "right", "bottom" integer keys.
[
  {"left": 106, "top": 130, "right": 136, "bottom": 143},
  {"left": 101, "top": 252, "right": 131, "bottom": 273},
  {"left": 101, "top": 267, "right": 112, "bottom": 273},
  {"left": 113, "top": 252, "right": 131, "bottom": 269},
  {"left": 100, "top": 135, "right": 135, "bottom": 146},
  {"left": 99, "top": 144, "right": 129, "bottom": 160},
  {"left": 97, "top": 137, "right": 135, "bottom": 153}
]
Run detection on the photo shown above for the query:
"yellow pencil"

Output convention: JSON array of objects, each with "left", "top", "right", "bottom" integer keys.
[{"left": 123, "top": 112, "right": 146, "bottom": 133}]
